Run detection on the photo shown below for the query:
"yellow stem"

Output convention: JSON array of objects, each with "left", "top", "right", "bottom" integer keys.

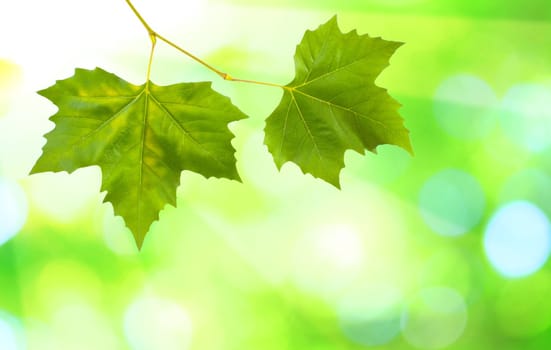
[
  {"left": 124, "top": 0, "right": 154, "bottom": 34},
  {"left": 123, "top": 0, "right": 284, "bottom": 89},
  {"left": 146, "top": 35, "right": 157, "bottom": 84},
  {"left": 155, "top": 33, "right": 226, "bottom": 78}
]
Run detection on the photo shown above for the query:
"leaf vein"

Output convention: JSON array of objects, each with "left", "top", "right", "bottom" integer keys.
[
  {"left": 290, "top": 92, "right": 322, "bottom": 161},
  {"left": 148, "top": 94, "right": 228, "bottom": 169},
  {"left": 292, "top": 89, "right": 389, "bottom": 130}
]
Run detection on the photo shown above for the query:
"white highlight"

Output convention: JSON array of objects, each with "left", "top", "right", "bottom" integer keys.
[
  {"left": 484, "top": 201, "right": 551, "bottom": 278},
  {"left": 0, "top": 312, "right": 23, "bottom": 350}
]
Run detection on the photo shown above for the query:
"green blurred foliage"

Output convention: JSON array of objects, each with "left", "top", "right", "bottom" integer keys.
[{"left": 1, "top": 0, "right": 551, "bottom": 349}]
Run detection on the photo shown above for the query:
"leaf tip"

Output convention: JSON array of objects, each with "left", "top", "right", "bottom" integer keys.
[
  {"left": 135, "top": 235, "right": 146, "bottom": 251},
  {"left": 29, "top": 156, "right": 48, "bottom": 175},
  {"left": 404, "top": 141, "right": 415, "bottom": 157},
  {"left": 392, "top": 134, "right": 414, "bottom": 157},
  {"left": 399, "top": 128, "right": 414, "bottom": 156},
  {"left": 231, "top": 168, "right": 243, "bottom": 183},
  {"left": 393, "top": 40, "right": 406, "bottom": 51},
  {"left": 28, "top": 165, "right": 40, "bottom": 176},
  {"left": 322, "top": 175, "right": 341, "bottom": 190},
  {"left": 327, "top": 14, "right": 340, "bottom": 29},
  {"left": 36, "top": 88, "right": 48, "bottom": 98},
  {"left": 127, "top": 221, "right": 150, "bottom": 251}
]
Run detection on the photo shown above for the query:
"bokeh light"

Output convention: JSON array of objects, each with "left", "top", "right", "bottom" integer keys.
[
  {"left": 51, "top": 302, "right": 121, "bottom": 350},
  {"left": 433, "top": 74, "right": 498, "bottom": 140},
  {"left": 401, "top": 287, "right": 468, "bottom": 349},
  {"left": 33, "top": 260, "right": 104, "bottom": 314},
  {"left": 484, "top": 201, "right": 551, "bottom": 278},
  {"left": 501, "top": 84, "right": 551, "bottom": 152},
  {"left": 1, "top": 0, "right": 551, "bottom": 349},
  {"left": 124, "top": 295, "right": 193, "bottom": 350},
  {"left": 337, "top": 283, "right": 403, "bottom": 346},
  {"left": 292, "top": 223, "right": 365, "bottom": 297},
  {"left": 0, "top": 59, "right": 22, "bottom": 115},
  {"left": 0, "top": 312, "right": 23, "bottom": 350},
  {"left": 419, "top": 169, "right": 485, "bottom": 236},
  {"left": 0, "top": 177, "right": 28, "bottom": 246}
]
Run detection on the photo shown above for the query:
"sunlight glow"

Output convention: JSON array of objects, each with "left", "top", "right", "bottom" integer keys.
[{"left": 292, "top": 223, "right": 365, "bottom": 297}]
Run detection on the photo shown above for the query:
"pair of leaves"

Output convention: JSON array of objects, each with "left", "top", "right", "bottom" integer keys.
[{"left": 32, "top": 16, "right": 412, "bottom": 248}]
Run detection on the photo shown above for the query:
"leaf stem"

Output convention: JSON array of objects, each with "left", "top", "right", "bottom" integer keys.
[
  {"left": 123, "top": 0, "right": 285, "bottom": 89},
  {"left": 146, "top": 34, "right": 157, "bottom": 85},
  {"left": 154, "top": 33, "right": 226, "bottom": 79},
  {"left": 124, "top": 0, "right": 155, "bottom": 35}
]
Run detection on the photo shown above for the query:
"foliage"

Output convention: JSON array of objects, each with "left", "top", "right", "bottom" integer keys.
[
  {"left": 31, "top": 68, "right": 246, "bottom": 248},
  {"left": 265, "top": 16, "right": 411, "bottom": 187},
  {"left": 31, "top": 3, "right": 410, "bottom": 247}
]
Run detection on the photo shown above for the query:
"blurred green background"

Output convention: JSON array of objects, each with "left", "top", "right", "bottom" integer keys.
[{"left": 2, "top": 0, "right": 551, "bottom": 349}]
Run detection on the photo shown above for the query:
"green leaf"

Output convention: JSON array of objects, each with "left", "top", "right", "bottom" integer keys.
[
  {"left": 31, "top": 68, "right": 247, "bottom": 248},
  {"left": 264, "top": 16, "right": 412, "bottom": 188}
]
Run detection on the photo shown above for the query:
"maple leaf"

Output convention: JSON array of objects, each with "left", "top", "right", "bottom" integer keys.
[
  {"left": 31, "top": 68, "right": 246, "bottom": 248},
  {"left": 264, "top": 16, "right": 413, "bottom": 188}
]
